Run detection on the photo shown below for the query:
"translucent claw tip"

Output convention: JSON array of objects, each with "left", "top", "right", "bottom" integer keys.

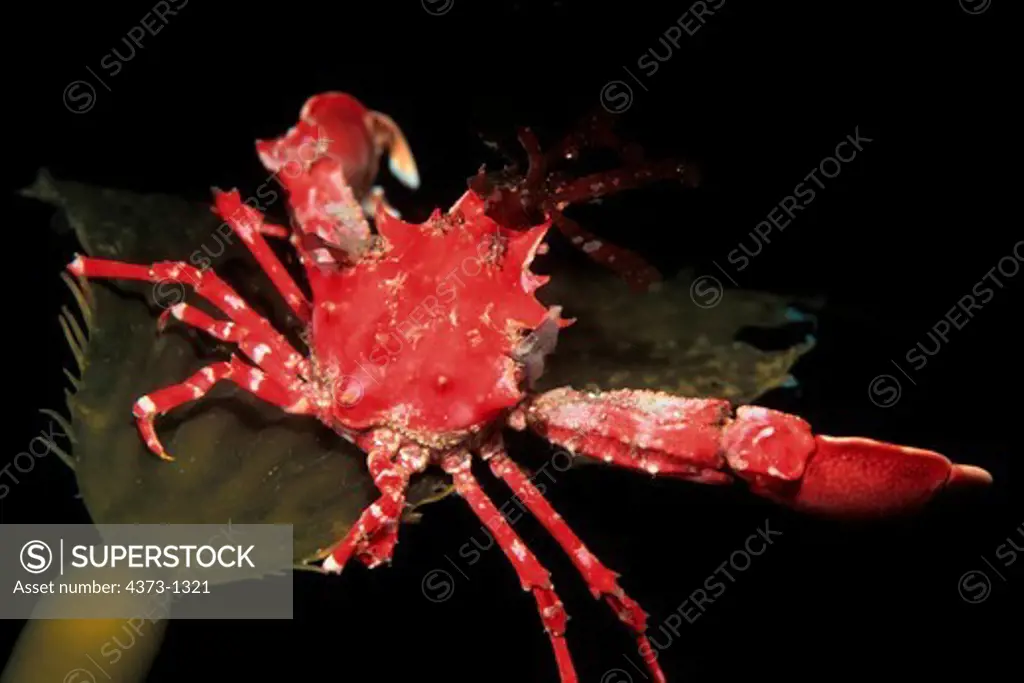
[
  {"left": 68, "top": 254, "right": 85, "bottom": 276},
  {"left": 948, "top": 464, "right": 993, "bottom": 487},
  {"left": 390, "top": 156, "right": 420, "bottom": 190},
  {"left": 156, "top": 451, "right": 175, "bottom": 462},
  {"left": 156, "top": 309, "right": 173, "bottom": 332}
]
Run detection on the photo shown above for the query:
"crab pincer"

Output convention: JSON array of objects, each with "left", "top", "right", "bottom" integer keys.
[{"left": 522, "top": 389, "right": 992, "bottom": 519}]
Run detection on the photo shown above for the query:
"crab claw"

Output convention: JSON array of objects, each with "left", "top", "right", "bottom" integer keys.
[
  {"left": 769, "top": 436, "right": 992, "bottom": 518},
  {"left": 721, "top": 406, "right": 992, "bottom": 518},
  {"left": 522, "top": 388, "right": 991, "bottom": 521}
]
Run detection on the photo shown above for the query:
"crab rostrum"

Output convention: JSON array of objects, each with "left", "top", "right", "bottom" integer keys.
[{"left": 67, "top": 94, "right": 991, "bottom": 683}]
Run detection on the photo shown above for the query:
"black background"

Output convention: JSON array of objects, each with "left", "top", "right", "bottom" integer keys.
[{"left": 3, "top": 1, "right": 1019, "bottom": 681}]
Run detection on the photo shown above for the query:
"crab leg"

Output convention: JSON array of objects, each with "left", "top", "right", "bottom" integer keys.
[
  {"left": 322, "top": 433, "right": 427, "bottom": 572},
  {"left": 550, "top": 211, "right": 664, "bottom": 292},
  {"left": 517, "top": 127, "right": 548, "bottom": 189},
  {"left": 551, "top": 161, "right": 693, "bottom": 207},
  {"left": 157, "top": 303, "right": 306, "bottom": 392},
  {"left": 211, "top": 189, "right": 311, "bottom": 322},
  {"left": 441, "top": 451, "right": 578, "bottom": 683},
  {"left": 514, "top": 128, "right": 674, "bottom": 291},
  {"left": 353, "top": 443, "right": 432, "bottom": 566},
  {"left": 481, "top": 437, "right": 666, "bottom": 683},
  {"left": 255, "top": 222, "right": 290, "bottom": 238},
  {"left": 68, "top": 256, "right": 310, "bottom": 379},
  {"left": 132, "top": 355, "right": 310, "bottom": 460}
]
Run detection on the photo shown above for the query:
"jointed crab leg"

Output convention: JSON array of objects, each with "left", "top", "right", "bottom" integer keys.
[
  {"left": 548, "top": 211, "right": 663, "bottom": 292},
  {"left": 212, "top": 189, "right": 311, "bottom": 322},
  {"left": 552, "top": 162, "right": 693, "bottom": 206},
  {"left": 510, "top": 126, "right": 688, "bottom": 291},
  {"left": 355, "top": 443, "right": 433, "bottom": 566},
  {"left": 442, "top": 451, "right": 578, "bottom": 683},
  {"left": 493, "top": 129, "right": 662, "bottom": 288},
  {"left": 481, "top": 437, "right": 667, "bottom": 683},
  {"left": 68, "top": 256, "right": 310, "bottom": 379},
  {"left": 132, "top": 355, "right": 310, "bottom": 460},
  {"left": 256, "top": 222, "right": 291, "bottom": 238},
  {"left": 518, "top": 127, "right": 548, "bottom": 188},
  {"left": 159, "top": 303, "right": 306, "bottom": 391},
  {"left": 322, "top": 432, "right": 426, "bottom": 571}
]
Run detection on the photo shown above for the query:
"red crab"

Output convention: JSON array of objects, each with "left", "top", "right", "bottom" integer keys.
[{"left": 66, "top": 96, "right": 992, "bottom": 683}]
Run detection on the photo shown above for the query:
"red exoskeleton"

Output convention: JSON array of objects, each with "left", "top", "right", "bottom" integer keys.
[{"left": 66, "top": 92, "right": 992, "bottom": 683}]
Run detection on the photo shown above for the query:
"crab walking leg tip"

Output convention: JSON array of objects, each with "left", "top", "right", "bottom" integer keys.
[
  {"left": 484, "top": 446, "right": 666, "bottom": 683},
  {"left": 68, "top": 255, "right": 85, "bottom": 276},
  {"left": 443, "top": 455, "right": 579, "bottom": 682},
  {"left": 156, "top": 302, "right": 187, "bottom": 331},
  {"left": 322, "top": 555, "right": 343, "bottom": 574},
  {"left": 319, "top": 438, "right": 420, "bottom": 573}
]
